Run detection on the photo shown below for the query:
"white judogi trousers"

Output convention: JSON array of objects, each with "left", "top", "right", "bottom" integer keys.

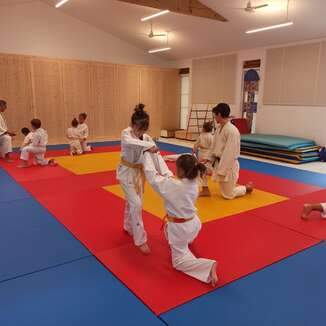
[
  {"left": 166, "top": 217, "right": 216, "bottom": 283},
  {"left": 143, "top": 152, "right": 216, "bottom": 284},
  {"left": 119, "top": 152, "right": 171, "bottom": 246},
  {"left": 213, "top": 160, "right": 246, "bottom": 199},
  {"left": 81, "top": 140, "right": 91, "bottom": 152},
  {"left": 70, "top": 140, "right": 83, "bottom": 155},
  {"left": 0, "top": 134, "right": 12, "bottom": 158},
  {"left": 20, "top": 146, "right": 49, "bottom": 165},
  {"left": 321, "top": 203, "right": 326, "bottom": 218}
]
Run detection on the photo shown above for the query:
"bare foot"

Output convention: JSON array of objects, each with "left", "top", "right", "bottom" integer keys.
[
  {"left": 210, "top": 262, "right": 218, "bottom": 287},
  {"left": 123, "top": 229, "right": 133, "bottom": 237},
  {"left": 17, "top": 162, "right": 29, "bottom": 168},
  {"left": 199, "top": 187, "right": 211, "bottom": 197},
  {"left": 48, "top": 159, "right": 57, "bottom": 167},
  {"left": 138, "top": 243, "right": 151, "bottom": 255},
  {"left": 302, "top": 204, "right": 312, "bottom": 220},
  {"left": 246, "top": 182, "right": 254, "bottom": 194}
]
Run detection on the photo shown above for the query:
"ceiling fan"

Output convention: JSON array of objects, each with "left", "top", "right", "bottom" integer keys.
[
  {"left": 146, "top": 21, "right": 167, "bottom": 38},
  {"left": 234, "top": 0, "right": 269, "bottom": 13}
]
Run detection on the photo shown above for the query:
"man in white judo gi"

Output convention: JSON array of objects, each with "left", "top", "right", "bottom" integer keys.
[
  {"left": 211, "top": 103, "right": 253, "bottom": 199},
  {"left": 0, "top": 100, "right": 15, "bottom": 162}
]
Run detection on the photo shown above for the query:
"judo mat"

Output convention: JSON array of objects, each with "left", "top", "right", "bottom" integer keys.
[
  {"left": 240, "top": 134, "right": 319, "bottom": 164},
  {"left": 1, "top": 141, "right": 326, "bottom": 322}
]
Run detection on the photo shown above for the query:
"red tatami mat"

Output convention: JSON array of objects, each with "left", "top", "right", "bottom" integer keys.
[
  {"left": 21, "top": 171, "right": 118, "bottom": 197},
  {"left": 96, "top": 211, "right": 318, "bottom": 315},
  {"left": 40, "top": 188, "right": 161, "bottom": 253},
  {"left": 239, "top": 169, "right": 321, "bottom": 198},
  {"left": 0, "top": 162, "right": 73, "bottom": 182},
  {"left": 254, "top": 189, "right": 326, "bottom": 240}
]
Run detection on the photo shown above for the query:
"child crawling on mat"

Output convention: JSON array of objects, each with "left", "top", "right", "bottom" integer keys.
[
  {"left": 302, "top": 203, "right": 326, "bottom": 220},
  {"left": 193, "top": 121, "right": 214, "bottom": 197},
  {"left": 18, "top": 119, "right": 56, "bottom": 168},
  {"left": 142, "top": 152, "right": 218, "bottom": 287}
]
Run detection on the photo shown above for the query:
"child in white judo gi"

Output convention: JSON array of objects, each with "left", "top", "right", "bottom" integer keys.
[
  {"left": 211, "top": 103, "right": 253, "bottom": 199},
  {"left": 143, "top": 153, "right": 218, "bottom": 287},
  {"left": 0, "top": 100, "right": 15, "bottom": 162},
  {"left": 21, "top": 127, "right": 33, "bottom": 148},
  {"left": 302, "top": 203, "right": 326, "bottom": 220},
  {"left": 67, "top": 118, "right": 83, "bottom": 155},
  {"left": 193, "top": 121, "right": 214, "bottom": 197},
  {"left": 78, "top": 113, "right": 92, "bottom": 153},
  {"left": 18, "top": 119, "right": 56, "bottom": 168},
  {"left": 116, "top": 103, "right": 160, "bottom": 255}
]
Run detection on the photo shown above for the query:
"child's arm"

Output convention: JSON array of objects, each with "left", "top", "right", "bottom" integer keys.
[
  {"left": 142, "top": 152, "right": 176, "bottom": 197},
  {"left": 122, "top": 129, "right": 156, "bottom": 150}
]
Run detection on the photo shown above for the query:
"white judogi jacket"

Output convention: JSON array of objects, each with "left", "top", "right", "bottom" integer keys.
[
  {"left": 142, "top": 152, "right": 201, "bottom": 244},
  {"left": 0, "top": 113, "right": 8, "bottom": 136},
  {"left": 194, "top": 132, "right": 214, "bottom": 162},
  {"left": 116, "top": 127, "right": 155, "bottom": 184},
  {"left": 32, "top": 128, "right": 48, "bottom": 148},
  {"left": 67, "top": 127, "right": 82, "bottom": 142},
  {"left": 77, "top": 123, "right": 89, "bottom": 139},
  {"left": 21, "top": 132, "right": 34, "bottom": 148},
  {"left": 212, "top": 121, "right": 240, "bottom": 182}
]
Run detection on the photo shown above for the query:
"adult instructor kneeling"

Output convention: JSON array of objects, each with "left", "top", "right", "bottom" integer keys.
[{"left": 0, "top": 100, "right": 15, "bottom": 162}]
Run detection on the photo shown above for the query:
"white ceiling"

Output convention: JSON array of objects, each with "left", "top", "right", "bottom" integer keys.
[{"left": 38, "top": 0, "right": 326, "bottom": 61}]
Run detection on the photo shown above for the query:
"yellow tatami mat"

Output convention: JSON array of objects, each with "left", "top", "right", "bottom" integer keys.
[
  {"left": 56, "top": 152, "right": 121, "bottom": 175},
  {"left": 104, "top": 179, "right": 287, "bottom": 223}
]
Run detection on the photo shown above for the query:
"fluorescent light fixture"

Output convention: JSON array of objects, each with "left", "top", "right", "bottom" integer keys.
[
  {"left": 148, "top": 47, "right": 171, "bottom": 54},
  {"left": 55, "top": 0, "right": 70, "bottom": 8},
  {"left": 141, "top": 10, "right": 170, "bottom": 22},
  {"left": 246, "top": 21, "right": 293, "bottom": 34}
]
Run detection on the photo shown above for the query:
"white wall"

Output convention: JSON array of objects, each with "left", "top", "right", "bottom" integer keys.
[
  {"left": 0, "top": 1, "right": 169, "bottom": 66},
  {"left": 175, "top": 43, "right": 326, "bottom": 145}
]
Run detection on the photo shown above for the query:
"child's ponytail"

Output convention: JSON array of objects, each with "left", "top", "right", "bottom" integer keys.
[{"left": 176, "top": 154, "right": 206, "bottom": 180}]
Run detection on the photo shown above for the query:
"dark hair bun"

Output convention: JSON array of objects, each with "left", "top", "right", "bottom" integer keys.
[{"left": 135, "top": 103, "right": 145, "bottom": 113}]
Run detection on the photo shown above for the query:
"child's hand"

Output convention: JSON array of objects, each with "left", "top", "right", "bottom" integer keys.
[{"left": 148, "top": 146, "right": 159, "bottom": 153}]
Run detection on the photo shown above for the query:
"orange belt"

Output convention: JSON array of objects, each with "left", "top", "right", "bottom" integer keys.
[
  {"left": 161, "top": 214, "right": 194, "bottom": 230},
  {"left": 120, "top": 159, "right": 145, "bottom": 195}
]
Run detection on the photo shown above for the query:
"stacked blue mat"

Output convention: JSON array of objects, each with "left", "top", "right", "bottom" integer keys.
[{"left": 240, "top": 134, "right": 320, "bottom": 164}]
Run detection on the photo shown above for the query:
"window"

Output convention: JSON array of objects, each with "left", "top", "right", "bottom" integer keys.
[{"left": 180, "top": 74, "right": 189, "bottom": 129}]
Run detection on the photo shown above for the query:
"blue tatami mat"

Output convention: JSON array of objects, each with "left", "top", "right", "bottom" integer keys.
[
  {"left": 0, "top": 256, "right": 164, "bottom": 326},
  {"left": 0, "top": 198, "right": 90, "bottom": 282},
  {"left": 161, "top": 242, "right": 326, "bottom": 326},
  {"left": 239, "top": 158, "right": 326, "bottom": 187},
  {"left": 0, "top": 168, "right": 30, "bottom": 203},
  {"left": 157, "top": 141, "right": 192, "bottom": 154}
]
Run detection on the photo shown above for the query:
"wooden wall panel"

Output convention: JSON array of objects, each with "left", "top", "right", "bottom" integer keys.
[
  {"left": 0, "top": 53, "right": 180, "bottom": 143},
  {"left": 62, "top": 61, "right": 93, "bottom": 136},
  {"left": 192, "top": 56, "right": 222, "bottom": 104},
  {"left": 162, "top": 69, "right": 180, "bottom": 130},
  {"left": 115, "top": 65, "right": 141, "bottom": 133},
  {"left": 91, "top": 63, "right": 116, "bottom": 138},
  {"left": 263, "top": 42, "right": 326, "bottom": 106},
  {"left": 0, "top": 54, "right": 33, "bottom": 144},
  {"left": 222, "top": 54, "right": 237, "bottom": 104},
  {"left": 263, "top": 48, "right": 284, "bottom": 105},
  {"left": 280, "top": 43, "right": 319, "bottom": 105},
  {"left": 192, "top": 54, "right": 237, "bottom": 104},
  {"left": 315, "top": 42, "right": 326, "bottom": 105},
  {"left": 140, "top": 68, "right": 164, "bottom": 137},
  {"left": 31, "top": 58, "right": 65, "bottom": 143}
]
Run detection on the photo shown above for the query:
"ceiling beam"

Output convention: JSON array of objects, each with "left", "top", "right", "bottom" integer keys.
[{"left": 116, "top": 0, "right": 228, "bottom": 22}]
